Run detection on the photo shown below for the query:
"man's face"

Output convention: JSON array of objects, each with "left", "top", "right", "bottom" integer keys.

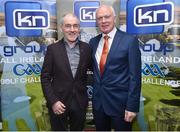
[
  {"left": 61, "top": 16, "right": 80, "bottom": 44},
  {"left": 96, "top": 7, "right": 116, "bottom": 34}
]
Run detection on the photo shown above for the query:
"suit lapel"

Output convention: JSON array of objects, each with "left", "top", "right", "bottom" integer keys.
[
  {"left": 93, "top": 35, "right": 102, "bottom": 78},
  {"left": 74, "top": 41, "right": 83, "bottom": 80}
]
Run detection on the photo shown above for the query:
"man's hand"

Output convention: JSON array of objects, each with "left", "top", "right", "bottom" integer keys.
[
  {"left": 124, "top": 110, "right": 137, "bottom": 122},
  {"left": 52, "top": 101, "right": 66, "bottom": 115}
]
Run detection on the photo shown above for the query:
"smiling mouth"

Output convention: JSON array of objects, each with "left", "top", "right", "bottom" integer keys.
[{"left": 102, "top": 25, "right": 109, "bottom": 28}]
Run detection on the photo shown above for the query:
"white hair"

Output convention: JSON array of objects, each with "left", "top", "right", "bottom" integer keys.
[
  {"left": 96, "top": 5, "right": 116, "bottom": 16},
  {"left": 60, "top": 13, "right": 80, "bottom": 25}
]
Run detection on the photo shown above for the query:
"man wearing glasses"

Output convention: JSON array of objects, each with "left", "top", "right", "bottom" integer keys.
[{"left": 41, "top": 13, "right": 92, "bottom": 131}]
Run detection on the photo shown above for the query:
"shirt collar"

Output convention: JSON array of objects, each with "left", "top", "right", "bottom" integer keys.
[
  {"left": 102, "top": 27, "right": 117, "bottom": 39},
  {"left": 64, "top": 38, "right": 79, "bottom": 49}
]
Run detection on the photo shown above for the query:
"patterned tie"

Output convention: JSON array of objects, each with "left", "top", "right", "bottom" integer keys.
[{"left": 99, "top": 35, "right": 109, "bottom": 76}]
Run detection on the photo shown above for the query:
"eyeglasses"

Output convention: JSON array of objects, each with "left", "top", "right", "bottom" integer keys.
[
  {"left": 64, "top": 24, "right": 80, "bottom": 29},
  {"left": 97, "top": 15, "right": 112, "bottom": 22}
]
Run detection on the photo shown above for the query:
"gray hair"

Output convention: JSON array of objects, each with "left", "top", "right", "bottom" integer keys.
[
  {"left": 60, "top": 13, "right": 80, "bottom": 25},
  {"left": 96, "top": 5, "right": 116, "bottom": 16}
]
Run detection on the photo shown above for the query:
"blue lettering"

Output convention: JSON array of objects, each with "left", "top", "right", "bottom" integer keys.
[{"left": 3, "top": 45, "right": 47, "bottom": 57}]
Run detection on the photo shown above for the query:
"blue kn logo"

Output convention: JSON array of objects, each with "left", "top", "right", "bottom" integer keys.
[
  {"left": 80, "top": 7, "right": 96, "bottom": 22},
  {"left": 5, "top": 1, "right": 50, "bottom": 36},
  {"left": 74, "top": 1, "right": 100, "bottom": 27},
  {"left": 13, "top": 9, "right": 49, "bottom": 29},
  {"left": 134, "top": 2, "right": 174, "bottom": 27},
  {"left": 127, "top": 1, "right": 174, "bottom": 34}
]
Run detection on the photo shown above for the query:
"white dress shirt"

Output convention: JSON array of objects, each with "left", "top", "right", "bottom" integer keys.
[{"left": 95, "top": 27, "right": 117, "bottom": 69}]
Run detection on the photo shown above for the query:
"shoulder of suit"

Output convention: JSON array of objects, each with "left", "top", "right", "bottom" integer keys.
[
  {"left": 78, "top": 40, "right": 88, "bottom": 45},
  {"left": 78, "top": 40, "right": 91, "bottom": 49},
  {"left": 93, "top": 34, "right": 102, "bottom": 39},
  {"left": 116, "top": 28, "right": 137, "bottom": 40},
  {"left": 89, "top": 34, "right": 102, "bottom": 43},
  {"left": 47, "top": 39, "right": 63, "bottom": 48}
]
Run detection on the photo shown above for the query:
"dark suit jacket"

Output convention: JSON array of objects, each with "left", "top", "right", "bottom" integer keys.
[
  {"left": 41, "top": 39, "right": 92, "bottom": 110},
  {"left": 89, "top": 29, "right": 141, "bottom": 116}
]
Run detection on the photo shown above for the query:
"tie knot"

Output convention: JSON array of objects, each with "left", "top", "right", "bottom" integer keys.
[{"left": 104, "top": 35, "right": 109, "bottom": 40}]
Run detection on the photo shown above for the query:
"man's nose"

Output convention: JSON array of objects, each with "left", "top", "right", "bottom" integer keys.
[
  {"left": 70, "top": 26, "right": 75, "bottom": 31},
  {"left": 102, "top": 17, "right": 106, "bottom": 23}
]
